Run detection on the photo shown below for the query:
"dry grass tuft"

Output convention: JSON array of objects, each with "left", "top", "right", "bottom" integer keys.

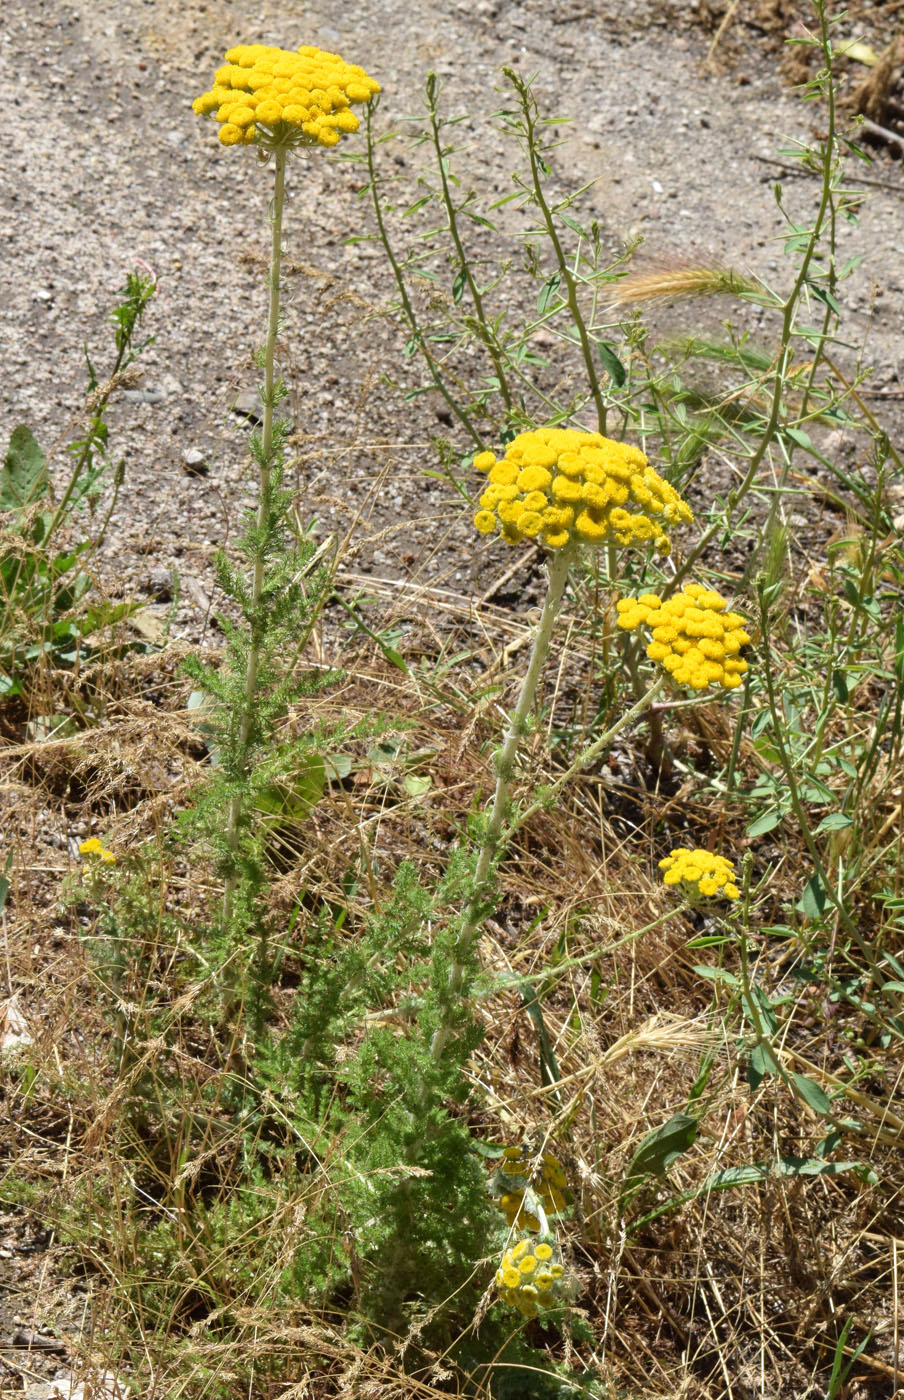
[{"left": 2, "top": 548, "right": 903, "bottom": 1400}]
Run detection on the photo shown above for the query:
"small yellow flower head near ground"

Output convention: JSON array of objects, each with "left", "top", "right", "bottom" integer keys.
[
  {"left": 495, "top": 1237, "right": 567, "bottom": 1317},
  {"left": 659, "top": 848, "right": 740, "bottom": 901},
  {"left": 473, "top": 427, "right": 692, "bottom": 552},
  {"left": 193, "top": 44, "right": 381, "bottom": 149},
  {"left": 496, "top": 1145, "right": 568, "bottom": 1231},
  {"left": 616, "top": 583, "right": 751, "bottom": 690},
  {"left": 78, "top": 837, "right": 116, "bottom": 865}
]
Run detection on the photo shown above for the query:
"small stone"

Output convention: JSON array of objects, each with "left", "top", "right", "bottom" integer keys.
[
  {"left": 121, "top": 388, "right": 164, "bottom": 404},
  {"left": 181, "top": 448, "right": 208, "bottom": 476},
  {"left": 143, "top": 566, "right": 172, "bottom": 600},
  {"left": 231, "top": 390, "right": 265, "bottom": 424},
  {"left": 1, "top": 998, "right": 33, "bottom": 1054}
]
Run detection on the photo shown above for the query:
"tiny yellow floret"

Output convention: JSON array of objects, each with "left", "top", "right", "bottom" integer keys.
[
  {"left": 616, "top": 584, "right": 751, "bottom": 690},
  {"left": 193, "top": 43, "right": 380, "bottom": 151},
  {"left": 79, "top": 838, "right": 116, "bottom": 865},
  {"left": 495, "top": 1237, "right": 568, "bottom": 1315},
  {"left": 473, "top": 428, "right": 691, "bottom": 552},
  {"left": 659, "top": 848, "right": 740, "bottom": 901}
]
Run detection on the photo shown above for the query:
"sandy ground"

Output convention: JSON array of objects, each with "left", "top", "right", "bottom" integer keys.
[{"left": 3, "top": 0, "right": 903, "bottom": 649}]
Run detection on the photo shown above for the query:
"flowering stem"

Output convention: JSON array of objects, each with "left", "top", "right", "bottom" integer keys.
[
  {"left": 364, "top": 103, "right": 483, "bottom": 448},
  {"left": 223, "top": 144, "right": 287, "bottom": 923},
  {"left": 430, "top": 546, "right": 574, "bottom": 1061},
  {"left": 669, "top": 4, "right": 841, "bottom": 599},
  {"left": 425, "top": 74, "right": 514, "bottom": 413},
  {"left": 505, "top": 68, "right": 607, "bottom": 434},
  {"left": 754, "top": 577, "right": 878, "bottom": 974},
  {"left": 44, "top": 270, "right": 156, "bottom": 551}
]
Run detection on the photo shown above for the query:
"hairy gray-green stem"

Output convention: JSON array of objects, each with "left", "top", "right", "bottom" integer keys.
[
  {"left": 430, "top": 546, "right": 574, "bottom": 1060},
  {"left": 223, "top": 145, "right": 287, "bottom": 922},
  {"left": 429, "top": 551, "right": 671, "bottom": 1063}
]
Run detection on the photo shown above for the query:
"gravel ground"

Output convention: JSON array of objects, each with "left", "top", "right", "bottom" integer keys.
[
  {"left": 3, "top": 0, "right": 903, "bottom": 652},
  {"left": 2, "top": 0, "right": 903, "bottom": 1392}
]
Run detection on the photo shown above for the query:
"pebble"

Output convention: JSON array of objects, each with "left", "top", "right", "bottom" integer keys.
[
  {"left": 181, "top": 447, "right": 209, "bottom": 476},
  {"left": 142, "top": 565, "right": 173, "bottom": 599},
  {"left": 231, "top": 390, "right": 265, "bottom": 424},
  {"left": 25, "top": 1370, "right": 128, "bottom": 1400},
  {"left": 121, "top": 388, "right": 164, "bottom": 405}
]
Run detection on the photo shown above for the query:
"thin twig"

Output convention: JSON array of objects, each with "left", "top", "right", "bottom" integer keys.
[{"left": 752, "top": 153, "right": 904, "bottom": 195}]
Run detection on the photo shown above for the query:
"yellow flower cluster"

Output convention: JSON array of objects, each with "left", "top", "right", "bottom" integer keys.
[
  {"left": 616, "top": 583, "right": 751, "bottom": 690},
  {"left": 659, "top": 848, "right": 740, "bottom": 900},
  {"left": 472, "top": 428, "right": 692, "bottom": 552},
  {"left": 497, "top": 1145, "right": 567, "bottom": 1232},
  {"left": 496, "top": 1238, "right": 566, "bottom": 1317},
  {"left": 192, "top": 44, "right": 381, "bottom": 149},
  {"left": 79, "top": 838, "right": 116, "bottom": 865}
]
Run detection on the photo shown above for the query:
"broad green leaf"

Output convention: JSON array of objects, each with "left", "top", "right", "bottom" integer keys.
[
  {"left": 706, "top": 1164, "right": 768, "bottom": 1188},
  {"left": 471, "top": 1140, "right": 506, "bottom": 1160},
  {"left": 747, "top": 985, "right": 778, "bottom": 1035},
  {"left": 751, "top": 710, "right": 772, "bottom": 739},
  {"left": 256, "top": 758, "right": 326, "bottom": 822},
  {"left": 809, "top": 283, "right": 842, "bottom": 316},
  {"left": 403, "top": 773, "right": 432, "bottom": 798},
  {"left": 778, "top": 1154, "right": 872, "bottom": 1180},
  {"left": 625, "top": 1112, "right": 698, "bottom": 1182},
  {"left": 518, "top": 980, "right": 562, "bottom": 1092},
  {"left": 536, "top": 274, "right": 561, "bottom": 314},
  {"left": 798, "top": 872, "right": 827, "bottom": 920},
  {"left": 632, "top": 1155, "right": 877, "bottom": 1230},
  {"left": 381, "top": 645, "right": 408, "bottom": 673},
  {"left": 747, "top": 1041, "right": 780, "bottom": 1090},
  {"left": 816, "top": 812, "right": 853, "bottom": 833},
  {"left": 792, "top": 1073, "right": 832, "bottom": 1117},
  {"left": 1, "top": 427, "right": 47, "bottom": 510},
  {"left": 323, "top": 753, "right": 354, "bottom": 781},
  {"left": 595, "top": 340, "right": 627, "bottom": 388},
  {"left": 558, "top": 212, "right": 589, "bottom": 238},
  {"left": 747, "top": 807, "right": 785, "bottom": 837},
  {"left": 401, "top": 194, "right": 433, "bottom": 217},
  {"left": 800, "top": 776, "right": 835, "bottom": 804},
  {"left": 693, "top": 964, "right": 740, "bottom": 987}
]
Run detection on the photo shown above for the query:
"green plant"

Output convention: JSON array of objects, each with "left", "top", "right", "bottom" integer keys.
[
  {"left": 33, "top": 8, "right": 904, "bottom": 1399},
  {"left": 0, "top": 268, "right": 157, "bottom": 701}
]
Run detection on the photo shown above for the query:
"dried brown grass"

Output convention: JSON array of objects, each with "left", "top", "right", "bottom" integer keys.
[{"left": 1, "top": 560, "right": 902, "bottom": 1400}]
